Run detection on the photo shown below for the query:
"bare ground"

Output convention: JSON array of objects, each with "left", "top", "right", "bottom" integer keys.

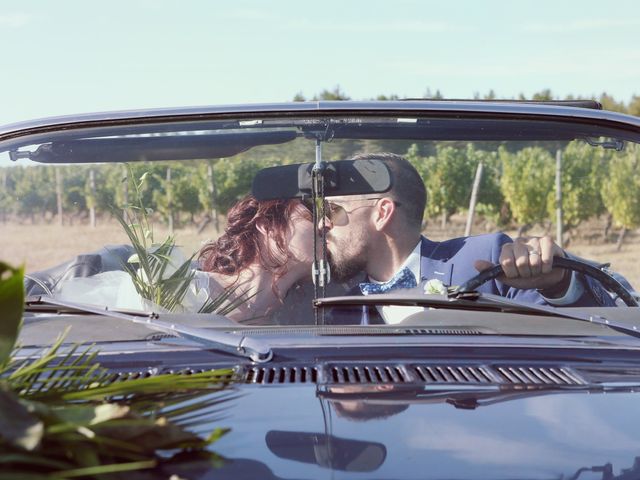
[
  {"left": 1, "top": 220, "right": 224, "bottom": 273},
  {"left": 2, "top": 215, "right": 639, "bottom": 288}
]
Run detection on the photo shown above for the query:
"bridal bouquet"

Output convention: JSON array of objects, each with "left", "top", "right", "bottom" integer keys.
[{"left": 113, "top": 169, "right": 243, "bottom": 315}]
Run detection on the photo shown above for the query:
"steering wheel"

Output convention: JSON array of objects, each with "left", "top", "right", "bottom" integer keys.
[{"left": 456, "top": 256, "right": 639, "bottom": 307}]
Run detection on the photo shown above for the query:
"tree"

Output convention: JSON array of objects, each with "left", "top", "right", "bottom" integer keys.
[
  {"left": 628, "top": 95, "right": 640, "bottom": 117},
  {"left": 152, "top": 166, "right": 176, "bottom": 232},
  {"left": 601, "top": 146, "right": 640, "bottom": 250},
  {"left": 547, "top": 141, "right": 607, "bottom": 234},
  {"left": 212, "top": 156, "right": 263, "bottom": 214},
  {"left": 483, "top": 89, "right": 496, "bottom": 100},
  {"left": 58, "top": 167, "right": 88, "bottom": 221},
  {"left": 500, "top": 146, "right": 555, "bottom": 234},
  {"left": 12, "top": 166, "right": 56, "bottom": 222},
  {"left": 313, "top": 86, "right": 350, "bottom": 101},
  {"left": 375, "top": 93, "right": 400, "bottom": 100},
  {"left": 423, "top": 88, "right": 443, "bottom": 99},
  {"left": 174, "top": 173, "right": 202, "bottom": 224},
  {"left": 195, "top": 160, "right": 220, "bottom": 232},
  {"left": 0, "top": 169, "right": 15, "bottom": 223},
  {"left": 407, "top": 144, "right": 475, "bottom": 227},
  {"left": 598, "top": 92, "right": 627, "bottom": 113},
  {"left": 469, "top": 145, "right": 506, "bottom": 226},
  {"left": 531, "top": 89, "right": 554, "bottom": 101}
]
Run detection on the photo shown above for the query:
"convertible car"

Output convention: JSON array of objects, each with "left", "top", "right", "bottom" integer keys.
[{"left": 3, "top": 100, "right": 640, "bottom": 479}]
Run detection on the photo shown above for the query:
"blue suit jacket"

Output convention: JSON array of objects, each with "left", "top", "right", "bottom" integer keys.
[{"left": 329, "top": 233, "right": 615, "bottom": 325}]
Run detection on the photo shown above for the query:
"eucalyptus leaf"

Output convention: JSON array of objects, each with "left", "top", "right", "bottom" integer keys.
[
  {"left": 94, "top": 417, "right": 208, "bottom": 451},
  {"left": 0, "top": 262, "right": 24, "bottom": 365},
  {"left": 0, "top": 385, "right": 43, "bottom": 451},
  {"left": 51, "top": 403, "right": 131, "bottom": 427}
]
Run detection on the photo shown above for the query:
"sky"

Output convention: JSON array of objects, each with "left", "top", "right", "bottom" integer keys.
[{"left": 0, "top": 0, "right": 639, "bottom": 127}]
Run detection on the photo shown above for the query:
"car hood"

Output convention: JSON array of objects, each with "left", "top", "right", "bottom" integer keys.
[{"left": 175, "top": 382, "right": 640, "bottom": 480}]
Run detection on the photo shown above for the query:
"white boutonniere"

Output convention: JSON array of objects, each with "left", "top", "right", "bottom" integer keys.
[{"left": 423, "top": 278, "right": 447, "bottom": 295}]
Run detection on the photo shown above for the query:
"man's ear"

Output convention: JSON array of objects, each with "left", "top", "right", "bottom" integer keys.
[{"left": 372, "top": 197, "right": 396, "bottom": 231}]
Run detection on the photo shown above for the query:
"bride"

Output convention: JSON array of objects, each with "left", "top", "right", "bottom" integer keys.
[
  {"left": 52, "top": 196, "right": 317, "bottom": 322},
  {"left": 197, "top": 195, "right": 316, "bottom": 322}
]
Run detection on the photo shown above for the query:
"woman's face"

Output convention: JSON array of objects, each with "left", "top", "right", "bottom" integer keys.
[{"left": 286, "top": 204, "right": 319, "bottom": 269}]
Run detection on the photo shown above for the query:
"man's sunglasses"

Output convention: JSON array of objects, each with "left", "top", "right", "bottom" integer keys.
[{"left": 302, "top": 197, "right": 399, "bottom": 226}]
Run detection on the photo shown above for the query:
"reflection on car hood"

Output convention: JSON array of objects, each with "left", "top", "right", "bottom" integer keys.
[{"left": 172, "top": 382, "right": 640, "bottom": 480}]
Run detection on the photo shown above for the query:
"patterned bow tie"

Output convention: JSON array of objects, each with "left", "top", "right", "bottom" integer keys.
[{"left": 359, "top": 267, "right": 417, "bottom": 295}]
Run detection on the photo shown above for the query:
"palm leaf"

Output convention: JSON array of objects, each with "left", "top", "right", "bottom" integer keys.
[
  {"left": 1, "top": 336, "right": 237, "bottom": 478},
  {"left": 111, "top": 170, "right": 248, "bottom": 317},
  {"left": 1, "top": 259, "right": 236, "bottom": 478}
]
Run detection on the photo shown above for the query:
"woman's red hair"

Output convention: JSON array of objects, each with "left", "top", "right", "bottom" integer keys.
[{"left": 198, "top": 196, "right": 310, "bottom": 282}]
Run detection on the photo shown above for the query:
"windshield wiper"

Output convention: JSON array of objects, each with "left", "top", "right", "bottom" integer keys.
[
  {"left": 25, "top": 296, "right": 273, "bottom": 363},
  {"left": 315, "top": 292, "right": 640, "bottom": 340}
]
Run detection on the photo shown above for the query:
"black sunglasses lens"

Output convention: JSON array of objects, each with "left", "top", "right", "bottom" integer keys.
[{"left": 326, "top": 202, "right": 344, "bottom": 222}]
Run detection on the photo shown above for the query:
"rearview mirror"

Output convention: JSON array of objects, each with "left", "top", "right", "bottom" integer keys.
[
  {"left": 252, "top": 159, "right": 392, "bottom": 200},
  {"left": 265, "top": 430, "right": 386, "bottom": 472}
]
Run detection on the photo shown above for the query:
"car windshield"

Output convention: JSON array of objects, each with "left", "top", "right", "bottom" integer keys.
[{"left": 3, "top": 105, "right": 640, "bottom": 330}]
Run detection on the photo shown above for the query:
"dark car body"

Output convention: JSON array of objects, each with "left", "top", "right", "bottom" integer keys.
[{"left": 5, "top": 100, "right": 640, "bottom": 479}]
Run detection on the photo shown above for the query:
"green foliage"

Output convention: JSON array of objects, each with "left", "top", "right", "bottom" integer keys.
[
  {"left": 212, "top": 156, "right": 263, "bottom": 213},
  {"left": 113, "top": 170, "right": 199, "bottom": 313},
  {"left": 0, "top": 170, "right": 15, "bottom": 218},
  {"left": 598, "top": 92, "right": 627, "bottom": 113},
  {"left": 195, "top": 160, "right": 216, "bottom": 214},
  {"left": 173, "top": 172, "right": 203, "bottom": 220},
  {"left": 406, "top": 143, "right": 476, "bottom": 221},
  {"left": 423, "top": 88, "right": 443, "bottom": 99},
  {"left": 531, "top": 89, "right": 553, "bottom": 101},
  {"left": 468, "top": 145, "right": 504, "bottom": 217},
  {"left": 0, "top": 333, "right": 233, "bottom": 478},
  {"left": 313, "top": 85, "right": 350, "bottom": 101},
  {"left": 602, "top": 146, "right": 640, "bottom": 229},
  {"left": 65, "top": 180, "right": 87, "bottom": 214},
  {"left": 11, "top": 166, "right": 56, "bottom": 220},
  {"left": 0, "top": 260, "right": 233, "bottom": 478},
  {"left": 114, "top": 168, "right": 247, "bottom": 315},
  {"left": 628, "top": 95, "right": 640, "bottom": 117},
  {"left": 500, "top": 146, "right": 555, "bottom": 227},
  {"left": 547, "top": 141, "right": 607, "bottom": 230},
  {"left": 0, "top": 263, "right": 24, "bottom": 366},
  {"left": 151, "top": 168, "right": 174, "bottom": 226}
]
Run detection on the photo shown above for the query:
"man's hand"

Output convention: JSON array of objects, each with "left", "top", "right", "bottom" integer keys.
[{"left": 474, "top": 235, "right": 568, "bottom": 292}]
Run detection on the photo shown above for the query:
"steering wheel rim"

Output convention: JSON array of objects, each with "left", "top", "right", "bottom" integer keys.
[{"left": 456, "top": 256, "right": 638, "bottom": 307}]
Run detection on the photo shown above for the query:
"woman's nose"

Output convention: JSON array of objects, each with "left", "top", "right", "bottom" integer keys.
[{"left": 317, "top": 214, "right": 333, "bottom": 233}]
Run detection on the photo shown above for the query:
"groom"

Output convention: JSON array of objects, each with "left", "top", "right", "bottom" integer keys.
[{"left": 320, "top": 153, "right": 615, "bottom": 324}]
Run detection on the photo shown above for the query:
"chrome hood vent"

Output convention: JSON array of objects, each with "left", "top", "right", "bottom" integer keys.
[
  {"left": 243, "top": 363, "right": 587, "bottom": 386},
  {"left": 329, "top": 364, "right": 409, "bottom": 384},
  {"left": 233, "top": 327, "right": 487, "bottom": 336},
  {"left": 495, "top": 366, "right": 586, "bottom": 385},
  {"left": 245, "top": 366, "right": 319, "bottom": 384},
  {"left": 413, "top": 365, "right": 496, "bottom": 384},
  {"left": 102, "top": 364, "right": 585, "bottom": 387}
]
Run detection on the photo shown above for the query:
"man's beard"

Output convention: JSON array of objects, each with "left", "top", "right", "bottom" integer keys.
[{"left": 325, "top": 234, "right": 368, "bottom": 282}]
